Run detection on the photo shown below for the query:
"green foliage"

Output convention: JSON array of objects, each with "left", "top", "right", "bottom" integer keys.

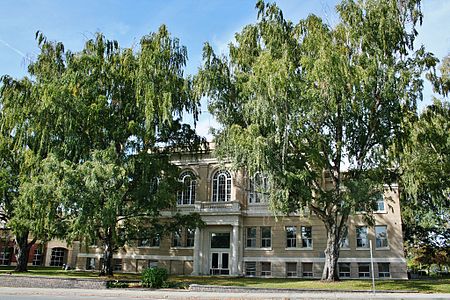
[
  {"left": 196, "top": 0, "right": 434, "bottom": 280},
  {"left": 1, "top": 26, "right": 205, "bottom": 274},
  {"left": 141, "top": 267, "right": 169, "bottom": 289},
  {"left": 400, "top": 57, "right": 450, "bottom": 254}
]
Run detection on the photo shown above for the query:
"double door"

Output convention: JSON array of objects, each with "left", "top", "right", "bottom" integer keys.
[{"left": 210, "top": 251, "right": 229, "bottom": 275}]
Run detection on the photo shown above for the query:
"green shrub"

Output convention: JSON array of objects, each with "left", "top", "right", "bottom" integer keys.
[
  {"left": 141, "top": 267, "right": 168, "bottom": 288},
  {"left": 107, "top": 281, "right": 130, "bottom": 288}
]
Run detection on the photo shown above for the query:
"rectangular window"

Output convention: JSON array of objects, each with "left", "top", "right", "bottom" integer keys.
[
  {"left": 186, "top": 228, "right": 195, "bottom": 247},
  {"left": 378, "top": 263, "right": 390, "bottom": 278},
  {"left": 375, "top": 225, "right": 388, "bottom": 248},
  {"left": 261, "top": 262, "right": 271, "bottom": 276},
  {"left": 356, "top": 226, "right": 369, "bottom": 248},
  {"left": 286, "top": 226, "right": 297, "bottom": 248},
  {"left": 172, "top": 230, "right": 182, "bottom": 247},
  {"left": 358, "top": 263, "right": 370, "bottom": 278},
  {"left": 248, "top": 178, "right": 258, "bottom": 204},
  {"left": 138, "top": 236, "right": 160, "bottom": 247},
  {"left": 302, "top": 262, "right": 313, "bottom": 277},
  {"left": 375, "top": 194, "right": 385, "bottom": 212},
  {"left": 210, "top": 232, "right": 230, "bottom": 249},
  {"left": 86, "top": 257, "right": 96, "bottom": 270},
  {"left": 0, "top": 247, "right": 11, "bottom": 266},
  {"left": 246, "top": 227, "right": 257, "bottom": 248},
  {"left": 148, "top": 260, "right": 158, "bottom": 269},
  {"left": 338, "top": 263, "right": 351, "bottom": 278},
  {"left": 286, "top": 262, "right": 297, "bottom": 277},
  {"left": 245, "top": 261, "right": 256, "bottom": 276},
  {"left": 151, "top": 235, "right": 161, "bottom": 247},
  {"left": 32, "top": 248, "right": 43, "bottom": 266},
  {"left": 301, "top": 226, "right": 313, "bottom": 248},
  {"left": 340, "top": 227, "right": 350, "bottom": 248},
  {"left": 113, "top": 259, "right": 123, "bottom": 271},
  {"left": 261, "top": 227, "right": 271, "bottom": 248}
]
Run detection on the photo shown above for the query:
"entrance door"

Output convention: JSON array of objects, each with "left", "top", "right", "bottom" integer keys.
[
  {"left": 210, "top": 232, "right": 231, "bottom": 275},
  {"left": 210, "top": 251, "right": 229, "bottom": 275}
]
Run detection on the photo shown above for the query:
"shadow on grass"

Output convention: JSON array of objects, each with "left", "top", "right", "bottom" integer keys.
[{"left": 169, "top": 276, "right": 450, "bottom": 293}]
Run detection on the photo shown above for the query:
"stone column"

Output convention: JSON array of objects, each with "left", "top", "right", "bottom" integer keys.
[
  {"left": 192, "top": 227, "right": 201, "bottom": 275},
  {"left": 231, "top": 225, "right": 239, "bottom": 275}
]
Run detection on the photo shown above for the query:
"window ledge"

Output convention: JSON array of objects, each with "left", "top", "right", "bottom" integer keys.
[
  {"left": 170, "top": 247, "right": 194, "bottom": 250},
  {"left": 375, "top": 247, "right": 390, "bottom": 250},
  {"left": 245, "top": 247, "right": 273, "bottom": 251},
  {"left": 137, "top": 246, "right": 160, "bottom": 249},
  {"left": 374, "top": 211, "right": 387, "bottom": 214},
  {"left": 285, "top": 248, "right": 314, "bottom": 251},
  {"left": 356, "top": 248, "right": 370, "bottom": 251}
]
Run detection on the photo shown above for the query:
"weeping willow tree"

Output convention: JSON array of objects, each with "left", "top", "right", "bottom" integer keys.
[
  {"left": 196, "top": 0, "right": 436, "bottom": 281},
  {"left": 0, "top": 73, "right": 68, "bottom": 272},
  {"left": 401, "top": 55, "right": 450, "bottom": 255},
  {"left": 0, "top": 26, "right": 205, "bottom": 274}
]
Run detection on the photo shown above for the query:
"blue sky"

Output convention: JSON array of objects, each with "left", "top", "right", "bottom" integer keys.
[{"left": 1, "top": 0, "right": 449, "bottom": 139}]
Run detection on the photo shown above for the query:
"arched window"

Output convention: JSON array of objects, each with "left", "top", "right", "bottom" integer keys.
[
  {"left": 212, "top": 170, "right": 231, "bottom": 202},
  {"left": 248, "top": 172, "right": 269, "bottom": 204},
  {"left": 177, "top": 171, "right": 196, "bottom": 205}
]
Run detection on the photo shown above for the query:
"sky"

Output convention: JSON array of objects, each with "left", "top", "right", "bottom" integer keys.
[{"left": 1, "top": 0, "right": 449, "bottom": 140}]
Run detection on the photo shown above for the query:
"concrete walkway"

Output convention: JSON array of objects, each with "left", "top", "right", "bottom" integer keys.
[{"left": 0, "top": 287, "right": 449, "bottom": 300}]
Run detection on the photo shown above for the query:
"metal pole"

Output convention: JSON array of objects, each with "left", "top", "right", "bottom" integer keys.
[{"left": 369, "top": 240, "right": 376, "bottom": 294}]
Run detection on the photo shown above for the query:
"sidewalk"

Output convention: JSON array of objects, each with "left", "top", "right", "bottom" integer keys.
[{"left": 0, "top": 287, "right": 449, "bottom": 300}]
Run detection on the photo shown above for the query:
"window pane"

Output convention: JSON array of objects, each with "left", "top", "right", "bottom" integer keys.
[
  {"left": 212, "top": 170, "right": 231, "bottom": 202},
  {"left": 186, "top": 228, "right": 195, "bottom": 247},
  {"left": 375, "top": 225, "right": 388, "bottom": 248},
  {"left": 378, "top": 263, "right": 390, "bottom": 278},
  {"left": 246, "top": 227, "right": 257, "bottom": 248},
  {"left": 356, "top": 226, "right": 368, "bottom": 248},
  {"left": 32, "top": 248, "right": 43, "bottom": 266},
  {"left": 302, "top": 263, "right": 313, "bottom": 277},
  {"left": 375, "top": 194, "right": 385, "bottom": 212},
  {"left": 0, "top": 247, "right": 12, "bottom": 266},
  {"left": 301, "top": 226, "right": 313, "bottom": 248},
  {"left": 211, "top": 233, "right": 230, "bottom": 248},
  {"left": 245, "top": 262, "right": 256, "bottom": 276},
  {"left": 286, "top": 226, "right": 297, "bottom": 248},
  {"left": 261, "top": 227, "right": 271, "bottom": 248},
  {"left": 50, "top": 248, "right": 66, "bottom": 267},
  {"left": 358, "top": 263, "right": 370, "bottom": 278},
  {"left": 178, "top": 171, "right": 196, "bottom": 205},
  {"left": 86, "top": 257, "right": 96, "bottom": 270},
  {"left": 286, "top": 262, "right": 297, "bottom": 277},
  {"left": 222, "top": 253, "right": 229, "bottom": 269},
  {"left": 340, "top": 227, "right": 349, "bottom": 248},
  {"left": 261, "top": 262, "right": 271, "bottom": 276},
  {"left": 172, "top": 230, "right": 182, "bottom": 247},
  {"left": 338, "top": 262, "right": 351, "bottom": 278},
  {"left": 248, "top": 173, "right": 269, "bottom": 204}
]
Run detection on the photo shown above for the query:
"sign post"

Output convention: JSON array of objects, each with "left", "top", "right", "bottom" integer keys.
[{"left": 369, "top": 239, "right": 376, "bottom": 294}]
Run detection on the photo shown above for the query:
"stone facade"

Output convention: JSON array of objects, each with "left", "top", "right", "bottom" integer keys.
[{"left": 76, "top": 149, "right": 407, "bottom": 279}]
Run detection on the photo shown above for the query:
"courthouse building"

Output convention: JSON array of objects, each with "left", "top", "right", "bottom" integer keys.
[{"left": 75, "top": 148, "right": 408, "bottom": 279}]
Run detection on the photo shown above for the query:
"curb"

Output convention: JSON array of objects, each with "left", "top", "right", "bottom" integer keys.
[{"left": 189, "top": 284, "right": 418, "bottom": 294}]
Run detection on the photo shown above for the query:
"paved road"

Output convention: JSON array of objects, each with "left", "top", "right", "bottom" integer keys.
[{"left": 0, "top": 287, "right": 449, "bottom": 300}]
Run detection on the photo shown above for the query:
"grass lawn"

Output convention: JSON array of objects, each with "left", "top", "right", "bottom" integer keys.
[
  {"left": 169, "top": 276, "right": 450, "bottom": 294},
  {"left": 1, "top": 267, "right": 448, "bottom": 293},
  {"left": 0, "top": 266, "right": 140, "bottom": 280}
]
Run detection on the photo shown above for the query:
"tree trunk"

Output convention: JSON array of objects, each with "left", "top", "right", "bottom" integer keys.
[
  {"left": 321, "top": 222, "right": 340, "bottom": 281},
  {"left": 14, "top": 231, "right": 35, "bottom": 272},
  {"left": 100, "top": 228, "right": 114, "bottom": 277}
]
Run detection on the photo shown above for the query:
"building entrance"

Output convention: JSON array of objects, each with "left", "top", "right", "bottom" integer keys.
[{"left": 209, "top": 232, "right": 230, "bottom": 275}]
